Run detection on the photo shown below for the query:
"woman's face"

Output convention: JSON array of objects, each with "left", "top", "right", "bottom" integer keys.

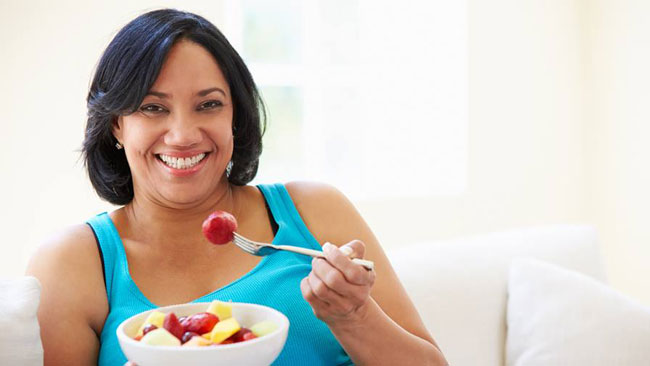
[{"left": 114, "top": 40, "right": 234, "bottom": 207}]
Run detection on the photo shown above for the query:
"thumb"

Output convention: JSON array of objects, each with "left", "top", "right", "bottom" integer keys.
[{"left": 339, "top": 240, "right": 365, "bottom": 259}]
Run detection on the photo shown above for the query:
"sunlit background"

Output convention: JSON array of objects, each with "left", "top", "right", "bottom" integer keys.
[{"left": 1, "top": 0, "right": 648, "bottom": 306}]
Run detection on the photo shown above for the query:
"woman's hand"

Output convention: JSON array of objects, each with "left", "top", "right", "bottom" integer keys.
[{"left": 300, "top": 240, "right": 376, "bottom": 326}]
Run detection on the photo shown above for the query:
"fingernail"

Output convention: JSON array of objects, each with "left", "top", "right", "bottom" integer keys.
[
  {"left": 323, "top": 242, "right": 333, "bottom": 254},
  {"left": 340, "top": 246, "right": 353, "bottom": 257}
]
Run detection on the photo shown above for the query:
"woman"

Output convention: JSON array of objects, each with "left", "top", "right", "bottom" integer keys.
[{"left": 27, "top": 9, "right": 447, "bottom": 366}]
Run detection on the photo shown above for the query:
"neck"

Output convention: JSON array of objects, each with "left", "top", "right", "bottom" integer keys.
[{"left": 119, "top": 182, "right": 242, "bottom": 251}]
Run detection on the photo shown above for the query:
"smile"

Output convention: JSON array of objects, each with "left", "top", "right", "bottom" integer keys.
[{"left": 157, "top": 153, "right": 207, "bottom": 170}]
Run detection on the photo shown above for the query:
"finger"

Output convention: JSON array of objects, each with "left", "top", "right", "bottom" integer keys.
[
  {"left": 301, "top": 276, "right": 328, "bottom": 305},
  {"left": 322, "top": 242, "right": 373, "bottom": 286},
  {"left": 308, "top": 269, "right": 340, "bottom": 302},
  {"left": 312, "top": 256, "right": 365, "bottom": 299},
  {"left": 308, "top": 267, "right": 355, "bottom": 312},
  {"left": 312, "top": 257, "right": 371, "bottom": 306},
  {"left": 339, "top": 240, "right": 366, "bottom": 259},
  {"left": 300, "top": 277, "right": 332, "bottom": 316}
]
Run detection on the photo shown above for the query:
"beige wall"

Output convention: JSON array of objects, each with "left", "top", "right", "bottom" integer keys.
[
  {"left": 360, "top": 0, "right": 587, "bottom": 245},
  {"left": 582, "top": 0, "right": 650, "bottom": 304},
  {"left": 1, "top": 1, "right": 648, "bottom": 304},
  {"left": 359, "top": 0, "right": 650, "bottom": 305}
]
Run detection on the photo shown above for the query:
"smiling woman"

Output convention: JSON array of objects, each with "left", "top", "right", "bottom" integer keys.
[
  {"left": 83, "top": 11, "right": 264, "bottom": 205},
  {"left": 26, "top": 8, "right": 447, "bottom": 366}
]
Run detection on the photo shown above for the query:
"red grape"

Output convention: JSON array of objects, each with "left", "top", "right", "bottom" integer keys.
[
  {"left": 181, "top": 331, "right": 200, "bottom": 344},
  {"left": 202, "top": 211, "right": 238, "bottom": 245},
  {"left": 229, "top": 328, "right": 256, "bottom": 343},
  {"left": 242, "top": 331, "right": 257, "bottom": 341},
  {"left": 142, "top": 324, "right": 158, "bottom": 336},
  {"left": 163, "top": 312, "right": 185, "bottom": 340},
  {"left": 181, "top": 312, "right": 219, "bottom": 334}
]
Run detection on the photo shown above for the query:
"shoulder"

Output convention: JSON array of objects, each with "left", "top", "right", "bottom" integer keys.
[
  {"left": 27, "top": 224, "right": 99, "bottom": 273},
  {"left": 285, "top": 181, "right": 357, "bottom": 223},
  {"left": 285, "top": 181, "right": 350, "bottom": 209},
  {"left": 284, "top": 181, "right": 369, "bottom": 245},
  {"left": 26, "top": 224, "right": 108, "bottom": 332}
]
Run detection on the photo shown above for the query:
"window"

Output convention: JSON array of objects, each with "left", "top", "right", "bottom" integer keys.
[{"left": 223, "top": 0, "right": 467, "bottom": 199}]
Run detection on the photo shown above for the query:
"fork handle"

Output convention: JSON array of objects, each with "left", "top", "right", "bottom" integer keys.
[
  {"left": 349, "top": 258, "right": 375, "bottom": 271},
  {"left": 275, "top": 245, "right": 375, "bottom": 270}
]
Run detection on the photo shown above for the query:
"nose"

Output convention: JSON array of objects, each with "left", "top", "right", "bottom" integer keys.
[{"left": 163, "top": 112, "right": 203, "bottom": 147}]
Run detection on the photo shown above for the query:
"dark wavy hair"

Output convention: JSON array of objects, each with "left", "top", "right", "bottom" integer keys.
[{"left": 82, "top": 9, "right": 265, "bottom": 205}]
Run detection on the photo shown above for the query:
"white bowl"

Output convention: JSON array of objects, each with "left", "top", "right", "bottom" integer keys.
[{"left": 117, "top": 302, "right": 289, "bottom": 366}]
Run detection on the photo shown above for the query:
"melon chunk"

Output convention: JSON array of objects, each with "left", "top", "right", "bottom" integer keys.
[
  {"left": 182, "top": 335, "right": 212, "bottom": 347},
  {"left": 250, "top": 320, "right": 278, "bottom": 337},
  {"left": 140, "top": 328, "right": 181, "bottom": 346}
]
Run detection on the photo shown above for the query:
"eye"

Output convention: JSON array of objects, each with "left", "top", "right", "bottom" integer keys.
[
  {"left": 197, "top": 100, "right": 223, "bottom": 111},
  {"left": 139, "top": 104, "right": 167, "bottom": 114}
]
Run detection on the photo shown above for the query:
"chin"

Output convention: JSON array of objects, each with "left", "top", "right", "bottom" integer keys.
[{"left": 160, "top": 189, "right": 207, "bottom": 207}]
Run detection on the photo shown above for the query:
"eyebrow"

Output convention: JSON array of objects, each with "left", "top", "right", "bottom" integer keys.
[{"left": 146, "top": 87, "right": 227, "bottom": 98}]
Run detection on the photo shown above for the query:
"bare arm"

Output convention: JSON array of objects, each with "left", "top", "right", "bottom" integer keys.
[
  {"left": 25, "top": 224, "right": 109, "bottom": 366},
  {"left": 287, "top": 182, "right": 448, "bottom": 366}
]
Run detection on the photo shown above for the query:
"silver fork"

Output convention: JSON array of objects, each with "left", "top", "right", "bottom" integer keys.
[{"left": 232, "top": 232, "right": 375, "bottom": 270}]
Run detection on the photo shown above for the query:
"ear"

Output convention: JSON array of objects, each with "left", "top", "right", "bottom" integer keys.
[{"left": 112, "top": 116, "right": 123, "bottom": 144}]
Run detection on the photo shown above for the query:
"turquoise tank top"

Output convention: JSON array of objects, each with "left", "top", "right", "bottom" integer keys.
[{"left": 88, "top": 183, "right": 352, "bottom": 366}]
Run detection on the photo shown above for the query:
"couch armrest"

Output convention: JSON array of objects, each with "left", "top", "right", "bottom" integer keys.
[{"left": 0, "top": 276, "right": 44, "bottom": 366}]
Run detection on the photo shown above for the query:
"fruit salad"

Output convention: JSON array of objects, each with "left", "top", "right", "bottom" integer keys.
[
  {"left": 202, "top": 211, "right": 237, "bottom": 245},
  {"left": 132, "top": 300, "right": 279, "bottom": 347}
]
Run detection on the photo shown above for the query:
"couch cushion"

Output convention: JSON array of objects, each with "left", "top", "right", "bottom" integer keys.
[
  {"left": 506, "top": 258, "right": 650, "bottom": 366},
  {"left": 0, "top": 276, "right": 43, "bottom": 366},
  {"left": 385, "top": 225, "right": 604, "bottom": 366}
]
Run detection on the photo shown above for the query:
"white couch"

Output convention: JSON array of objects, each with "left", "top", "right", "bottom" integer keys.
[
  {"left": 387, "top": 225, "right": 650, "bottom": 366},
  {"left": 3, "top": 225, "right": 649, "bottom": 366}
]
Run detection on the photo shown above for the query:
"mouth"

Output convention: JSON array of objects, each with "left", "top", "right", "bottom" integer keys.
[{"left": 155, "top": 152, "right": 209, "bottom": 170}]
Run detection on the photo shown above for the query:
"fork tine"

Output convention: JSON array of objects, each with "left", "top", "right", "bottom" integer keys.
[
  {"left": 233, "top": 235, "right": 252, "bottom": 247},
  {"left": 232, "top": 235, "right": 260, "bottom": 254},
  {"left": 233, "top": 236, "right": 253, "bottom": 248},
  {"left": 235, "top": 240, "right": 257, "bottom": 252},
  {"left": 234, "top": 233, "right": 259, "bottom": 247},
  {"left": 235, "top": 242, "right": 256, "bottom": 254},
  {"left": 231, "top": 235, "right": 250, "bottom": 248}
]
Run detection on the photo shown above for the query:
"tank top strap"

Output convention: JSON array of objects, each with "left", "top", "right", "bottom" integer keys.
[
  {"left": 257, "top": 183, "right": 323, "bottom": 251},
  {"left": 86, "top": 212, "right": 123, "bottom": 302}
]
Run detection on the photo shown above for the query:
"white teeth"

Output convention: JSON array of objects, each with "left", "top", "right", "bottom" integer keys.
[{"left": 158, "top": 153, "right": 206, "bottom": 170}]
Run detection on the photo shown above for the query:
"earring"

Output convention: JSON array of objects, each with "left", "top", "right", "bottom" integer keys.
[
  {"left": 226, "top": 161, "right": 233, "bottom": 178},
  {"left": 115, "top": 142, "right": 123, "bottom": 150}
]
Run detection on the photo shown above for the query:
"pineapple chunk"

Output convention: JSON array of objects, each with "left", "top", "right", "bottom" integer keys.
[
  {"left": 135, "top": 311, "right": 166, "bottom": 337},
  {"left": 206, "top": 300, "right": 232, "bottom": 320},
  {"left": 208, "top": 317, "right": 241, "bottom": 344},
  {"left": 140, "top": 328, "right": 181, "bottom": 346}
]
